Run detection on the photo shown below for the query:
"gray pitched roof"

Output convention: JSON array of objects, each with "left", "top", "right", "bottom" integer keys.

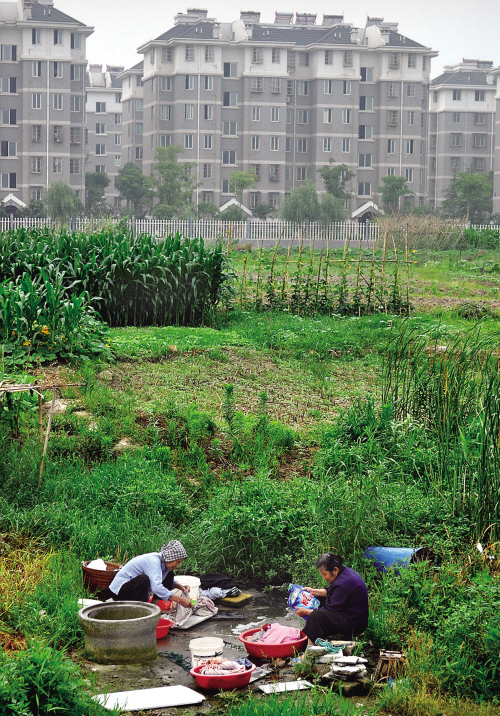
[
  {"left": 30, "top": 1, "right": 85, "bottom": 25},
  {"left": 431, "top": 71, "right": 494, "bottom": 87},
  {"left": 155, "top": 22, "right": 214, "bottom": 42},
  {"left": 131, "top": 61, "right": 144, "bottom": 71}
]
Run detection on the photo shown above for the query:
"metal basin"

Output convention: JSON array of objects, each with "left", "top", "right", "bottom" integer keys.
[{"left": 78, "top": 601, "right": 161, "bottom": 664}]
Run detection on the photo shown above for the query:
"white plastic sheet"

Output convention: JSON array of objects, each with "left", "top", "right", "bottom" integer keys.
[{"left": 94, "top": 685, "right": 205, "bottom": 711}]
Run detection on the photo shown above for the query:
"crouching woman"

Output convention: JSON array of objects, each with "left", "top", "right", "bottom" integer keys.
[{"left": 295, "top": 553, "right": 368, "bottom": 645}]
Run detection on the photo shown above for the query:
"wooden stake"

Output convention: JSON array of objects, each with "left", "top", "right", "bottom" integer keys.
[
  {"left": 38, "top": 393, "right": 43, "bottom": 441},
  {"left": 38, "top": 390, "right": 56, "bottom": 487}
]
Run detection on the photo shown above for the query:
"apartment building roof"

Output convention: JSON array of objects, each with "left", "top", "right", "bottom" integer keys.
[
  {"left": 29, "top": 1, "right": 85, "bottom": 25},
  {"left": 432, "top": 71, "right": 495, "bottom": 87}
]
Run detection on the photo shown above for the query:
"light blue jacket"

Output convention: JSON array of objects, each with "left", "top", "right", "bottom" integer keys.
[{"left": 109, "top": 552, "right": 175, "bottom": 600}]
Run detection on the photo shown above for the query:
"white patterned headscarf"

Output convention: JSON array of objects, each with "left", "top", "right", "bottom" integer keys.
[{"left": 161, "top": 540, "right": 188, "bottom": 564}]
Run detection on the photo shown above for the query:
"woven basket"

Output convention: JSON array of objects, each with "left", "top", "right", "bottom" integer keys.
[{"left": 82, "top": 560, "right": 121, "bottom": 591}]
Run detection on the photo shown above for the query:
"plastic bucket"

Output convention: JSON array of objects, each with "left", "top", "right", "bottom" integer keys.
[
  {"left": 176, "top": 575, "right": 201, "bottom": 600},
  {"left": 189, "top": 637, "right": 224, "bottom": 668}
]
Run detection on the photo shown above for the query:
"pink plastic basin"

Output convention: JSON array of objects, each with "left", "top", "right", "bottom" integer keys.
[
  {"left": 239, "top": 626, "right": 307, "bottom": 659},
  {"left": 190, "top": 663, "right": 256, "bottom": 690},
  {"left": 156, "top": 617, "right": 173, "bottom": 639}
]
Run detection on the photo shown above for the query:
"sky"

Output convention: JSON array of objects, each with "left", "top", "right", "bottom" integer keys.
[{"left": 56, "top": 0, "right": 500, "bottom": 78}]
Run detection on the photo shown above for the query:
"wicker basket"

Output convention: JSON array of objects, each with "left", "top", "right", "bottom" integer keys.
[{"left": 82, "top": 560, "right": 121, "bottom": 591}]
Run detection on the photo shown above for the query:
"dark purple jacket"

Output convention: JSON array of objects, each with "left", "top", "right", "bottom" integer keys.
[{"left": 320, "top": 566, "right": 369, "bottom": 635}]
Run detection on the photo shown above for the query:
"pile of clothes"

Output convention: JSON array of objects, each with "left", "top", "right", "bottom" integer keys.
[
  {"left": 246, "top": 623, "right": 302, "bottom": 644},
  {"left": 199, "top": 657, "right": 252, "bottom": 675},
  {"left": 199, "top": 573, "right": 242, "bottom": 601},
  {"left": 170, "top": 593, "right": 217, "bottom": 627}
]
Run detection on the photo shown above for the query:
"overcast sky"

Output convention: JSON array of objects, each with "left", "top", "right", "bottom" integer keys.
[{"left": 56, "top": 0, "right": 499, "bottom": 77}]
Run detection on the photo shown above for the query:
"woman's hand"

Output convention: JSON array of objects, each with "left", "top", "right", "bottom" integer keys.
[
  {"left": 295, "top": 607, "right": 312, "bottom": 618},
  {"left": 174, "top": 583, "right": 190, "bottom": 593},
  {"left": 170, "top": 594, "right": 192, "bottom": 608},
  {"left": 304, "top": 587, "right": 327, "bottom": 597}
]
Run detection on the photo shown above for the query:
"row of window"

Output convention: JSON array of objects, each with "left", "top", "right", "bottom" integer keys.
[
  {"left": 430, "top": 133, "right": 488, "bottom": 147},
  {"left": 24, "top": 93, "right": 83, "bottom": 111},
  {"left": 1, "top": 34, "right": 81, "bottom": 62},
  {"left": 450, "top": 112, "right": 486, "bottom": 124},
  {"left": 438, "top": 90, "right": 487, "bottom": 102}
]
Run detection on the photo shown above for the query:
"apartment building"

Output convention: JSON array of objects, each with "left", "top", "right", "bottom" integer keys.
[
  {"left": 0, "top": 0, "right": 92, "bottom": 208},
  {"left": 85, "top": 63, "right": 123, "bottom": 208},
  {"left": 129, "top": 9, "right": 436, "bottom": 217},
  {"left": 118, "top": 61, "right": 144, "bottom": 172},
  {"left": 429, "top": 60, "right": 497, "bottom": 211}
]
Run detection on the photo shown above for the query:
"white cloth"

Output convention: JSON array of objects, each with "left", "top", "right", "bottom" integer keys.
[{"left": 87, "top": 559, "right": 107, "bottom": 571}]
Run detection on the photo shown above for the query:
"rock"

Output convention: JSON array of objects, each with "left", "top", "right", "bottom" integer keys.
[
  {"left": 113, "top": 438, "right": 137, "bottom": 453},
  {"left": 305, "top": 646, "right": 328, "bottom": 656},
  {"left": 330, "top": 640, "right": 356, "bottom": 655},
  {"left": 317, "top": 653, "right": 340, "bottom": 664},
  {"left": 97, "top": 370, "right": 113, "bottom": 382}
]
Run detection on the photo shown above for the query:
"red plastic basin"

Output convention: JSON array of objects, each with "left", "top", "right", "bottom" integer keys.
[
  {"left": 156, "top": 617, "right": 173, "bottom": 639},
  {"left": 239, "top": 626, "right": 307, "bottom": 659},
  {"left": 190, "top": 663, "right": 256, "bottom": 690}
]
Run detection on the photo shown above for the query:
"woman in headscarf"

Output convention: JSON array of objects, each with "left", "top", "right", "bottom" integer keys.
[{"left": 106, "top": 540, "right": 192, "bottom": 607}]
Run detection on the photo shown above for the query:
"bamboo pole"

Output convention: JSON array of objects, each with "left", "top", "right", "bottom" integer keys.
[
  {"left": 38, "top": 390, "right": 56, "bottom": 487},
  {"left": 38, "top": 393, "right": 43, "bottom": 441}
]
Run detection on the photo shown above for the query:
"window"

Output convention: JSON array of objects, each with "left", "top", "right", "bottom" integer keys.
[
  {"left": 453, "top": 89, "right": 461, "bottom": 101},
  {"left": 115, "top": 114, "right": 121, "bottom": 125},
  {"left": 342, "top": 109, "right": 351, "bottom": 124},
  {"left": 158, "top": 136, "right": 170, "bottom": 149},
  {"left": 185, "top": 75, "right": 194, "bottom": 90},
  {"left": 297, "top": 167, "right": 307, "bottom": 181},
  {"left": 343, "top": 50, "right": 353, "bottom": 67},
  {"left": 251, "top": 164, "right": 260, "bottom": 181},
  {"left": 251, "top": 136, "right": 260, "bottom": 150},
  {"left": 54, "top": 30, "right": 63, "bottom": 46},
  {"left": 1, "top": 45, "right": 17, "bottom": 61},
  {"left": 221, "top": 179, "right": 230, "bottom": 194},
  {"left": 359, "top": 96, "right": 373, "bottom": 111},
  {"left": 70, "top": 127, "right": 81, "bottom": 144},
  {"left": 284, "top": 137, "right": 290, "bottom": 153},
  {"left": 298, "top": 52, "right": 309, "bottom": 67},
  {"left": 406, "top": 82, "right": 415, "bottom": 97},
  {"left": 250, "top": 192, "right": 260, "bottom": 207},
  {"left": 473, "top": 157, "right": 485, "bottom": 170},
  {"left": 53, "top": 94, "right": 63, "bottom": 110},
  {"left": 387, "top": 167, "right": 395, "bottom": 176},
  {"left": 31, "top": 157, "right": 42, "bottom": 173},
  {"left": 158, "top": 104, "right": 170, "bottom": 121},
  {"left": 203, "top": 163, "right": 212, "bottom": 179},
  {"left": 32, "top": 93, "right": 42, "bottom": 109},
  {"left": 387, "top": 110, "right": 398, "bottom": 126},
  {"left": 96, "top": 101, "right": 107, "bottom": 113},
  {"left": 269, "top": 193, "right": 279, "bottom": 208},
  {"left": 52, "top": 157, "right": 62, "bottom": 173},
  {"left": 223, "top": 91, "right": 237, "bottom": 107},
  {"left": 53, "top": 61, "right": 63, "bottom": 78},
  {"left": 405, "top": 168, "right": 413, "bottom": 183},
  {"left": 135, "top": 123, "right": 143, "bottom": 135},
  {"left": 95, "top": 144, "right": 106, "bottom": 155},
  {"left": 184, "top": 134, "right": 194, "bottom": 149},
  {"left": 0, "top": 141, "right": 16, "bottom": 157},
  {"left": 32, "top": 60, "right": 42, "bottom": 77},
  {"left": 185, "top": 45, "right": 194, "bottom": 61},
  {"left": 270, "top": 136, "right": 279, "bottom": 151},
  {"left": 342, "top": 138, "right": 350, "bottom": 153},
  {"left": 475, "top": 90, "right": 485, "bottom": 102},
  {"left": 419, "top": 169, "right": 424, "bottom": 184},
  {"left": 203, "top": 134, "right": 212, "bottom": 149},
  {"left": 359, "top": 125, "right": 373, "bottom": 139},
  {"left": 271, "top": 77, "right": 281, "bottom": 93},
  {"left": 32, "top": 125, "right": 41, "bottom": 142},
  {"left": 70, "top": 65, "right": 81, "bottom": 81},
  {"left": 450, "top": 157, "right": 460, "bottom": 170},
  {"left": 223, "top": 62, "right": 238, "bottom": 77},
  {"left": 325, "top": 50, "right": 333, "bottom": 65},
  {"left": 114, "top": 155, "right": 121, "bottom": 167},
  {"left": 291, "top": 110, "right": 306, "bottom": 126},
  {"left": 252, "top": 106, "right": 260, "bottom": 121},
  {"left": 272, "top": 48, "right": 281, "bottom": 63},
  {"left": 53, "top": 125, "right": 63, "bottom": 142},
  {"left": 114, "top": 134, "right": 121, "bottom": 146},
  {"left": 430, "top": 135, "right": 437, "bottom": 148},
  {"left": 388, "top": 52, "right": 400, "bottom": 69},
  {"left": 222, "top": 150, "right": 236, "bottom": 165},
  {"left": 204, "top": 75, "right": 213, "bottom": 91},
  {"left": 433, "top": 90, "right": 438, "bottom": 102},
  {"left": 162, "top": 47, "right": 172, "bottom": 62},
  {"left": 267, "top": 107, "right": 279, "bottom": 124},
  {"left": 161, "top": 76, "right": 172, "bottom": 91},
  {"left": 1, "top": 108, "right": 16, "bottom": 125},
  {"left": 251, "top": 77, "right": 263, "bottom": 92},
  {"left": 252, "top": 47, "right": 263, "bottom": 64},
  {"left": 222, "top": 121, "right": 237, "bottom": 136},
  {"left": 269, "top": 165, "right": 279, "bottom": 181},
  {"left": 185, "top": 104, "right": 194, "bottom": 120},
  {"left": 451, "top": 133, "right": 461, "bottom": 147},
  {"left": 473, "top": 134, "right": 486, "bottom": 147},
  {"left": 32, "top": 29, "right": 42, "bottom": 45},
  {"left": 358, "top": 182, "right": 371, "bottom": 196},
  {"left": 71, "top": 33, "right": 81, "bottom": 50},
  {"left": 70, "top": 159, "right": 80, "bottom": 174},
  {"left": 343, "top": 80, "right": 352, "bottom": 96},
  {"left": 407, "top": 111, "right": 415, "bottom": 125},
  {"left": 204, "top": 104, "right": 213, "bottom": 120},
  {"left": 134, "top": 99, "right": 143, "bottom": 113},
  {"left": 96, "top": 123, "right": 106, "bottom": 135},
  {"left": 405, "top": 139, "right": 414, "bottom": 154},
  {"left": 407, "top": 53, "right": 417, "bottom": 68},
  {"left": 297, "top": 138, "right": 307, "bottom": 153},
  {"left": 205, "top": 46, "right": 214, "bottom": 62},
  {"left": 31, "top": 188, "right": 42, "bottom": 201},
  {"left": 322, "top": 108, "right": 332, "bottom": 123},
  {"left": 360, "top": 67, "right": 373, "bottom": 82},
  {"left": 1, "top": 173, "right": 16, "bottom": 188},
  {"left": 387, "top": 139, "right": 396, "bottom": 154},
  {"left": 323, "top": 137, "right": 331, "bottom": 152},
  {"left": 474, "top": 113, "right": 485, "bottom": 125},
  {"left": 452, "top": 112, "right": 461, "bottom": 123},
  {"left": 0, "top": 77, "right": 16, "bottom": 93},
  {"left": 287, "top": 80, "right": 294, "bottom": 95},
  {"left": 388, "top": 81, "right": 397, "bottom": 98},
  {"left": 358, "top": 153, "right": 372, "bottom": 168},
  {"left": 297, "top": 81, "right": 308, "bottom": 96}
]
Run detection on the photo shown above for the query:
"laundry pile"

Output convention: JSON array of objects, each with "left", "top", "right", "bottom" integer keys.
[
  {"left": 198, "top": 657, "right": 251, "bottom": 676},
  {"left": 199, "top": 573, "right": 242, "bottom": 601},
  {"left": 170, "top": 593, "right": 217, "bottom": 627},
  {"left": 247, "top": 623, "right": 302, "bottom": 645}
]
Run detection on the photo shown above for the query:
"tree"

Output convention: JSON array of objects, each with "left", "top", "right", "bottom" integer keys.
[
  {"left": 252, "top": 203, "right": 276, "bottom": 220},
  {"left": 197, "top": 201, "right": 220, "bottom": 219},
  {"left": 378, "top": 176, "right": 414, "bottom": 214},
  {"left": 228, "top": 169, "right": 257, "bottom": 205},
  {"left": 441, "top": 170, "right": 493, "bottom": 222},
  {"left": 85, "top": 172, "right": 110, "bottom": 217},
  {"left": 115, "top": 162, "right": 148, "bottom": 217},
  {"left": 281, "top": 182, "right": 319, "bottom": 222},
  {"left": 46, "top": 181, "right": 83, "bottom": 222},
  {"left": 221, "top": 205, "right": 247, "bottom": 221},
  {"left": 317, "top": 158, "right": 354, "bottom": 201},
  {"left": 318, "top": 192, "right": 346, "bottom": 223},
  {"left": 20, "top": 200, "right": 46, "bottom": 218},
  {"left": 149, "top": 145, "right": 199, "bottom": 219}
]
